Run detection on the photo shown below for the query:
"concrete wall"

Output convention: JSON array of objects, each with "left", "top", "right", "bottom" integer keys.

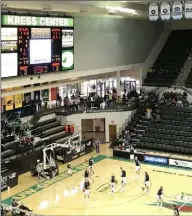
[{"left": 74, "top": 17, "right": 163, "bottom": 70}]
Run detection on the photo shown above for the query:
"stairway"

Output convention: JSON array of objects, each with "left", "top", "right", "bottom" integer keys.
[{"left": 175, "top": 50, "right": 192, "bottom": 86}]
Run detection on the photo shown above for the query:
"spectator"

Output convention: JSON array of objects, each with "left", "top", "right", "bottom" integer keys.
[
  {"left": 156, "top": 114, "right": 161, "bottom": 122},
  {"left": 11, "top": 199, "right": 19, "bottom": 207}
]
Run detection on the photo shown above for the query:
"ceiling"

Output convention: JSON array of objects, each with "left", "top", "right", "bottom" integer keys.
[{"left": 1, "top": 1, "right": 149, "bottom": 19}]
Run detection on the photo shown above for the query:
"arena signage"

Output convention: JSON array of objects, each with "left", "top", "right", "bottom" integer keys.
[
  {"left": 169, "top": 158, "right": 192, "bottom": 169},
  {"left": 144, "top": 155, "right": 168, "bottom": 165},
  {"left": 1, "top": 15, "right": 74, "bottom": 27}
]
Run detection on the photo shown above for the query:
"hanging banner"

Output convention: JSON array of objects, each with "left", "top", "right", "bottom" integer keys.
[
  {"left": 161, "top": 3, "right": 171, "bottom": 20},
  {"left": 14, "top": 94, "right": 23, "bottom": 109},
  {"left": 149, "top": 3, "right": 159, "bottom": 21},
  {"left": 34, "top": 90, "right": 40, "bottom": 102},
  {"left": 172, "top": 2, "right": 183, "bottom": 20},
  {"left": 184, "top": 2, "right": 192, "bottom": 19},
  {"left": 5, "top": 95, "right": 13, "bottom": 111},
  {"left": 41, "top": 89, "right": 49, "bottom": 102},
  {"left": 24, "top": 93, "right": 32, "bottom": 107},
  {"left": 51, "top": 88, "right": 57, "bottom": 101}
]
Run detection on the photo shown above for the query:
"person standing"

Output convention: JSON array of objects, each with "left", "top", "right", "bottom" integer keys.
[
  {"left": 120, "top": 167, "right": 126, "bottom": 192},
  {"left": 173, "top": 204, "right": 180, "bottom": 216},
  {"left": 156, "top": 186, "right": 163, "bottom": 208},
  {"left": 111, "top": 173, "right": 116, "bottom": 195},
  {"left": 88, "top": 156, "right": 94, "bottom": 175},
  {"left": 95, "top": 139, "right": 100, "bottom": 153},
  {"left": 84, "top": 179, "right": 90, "bottom": 199},
  {"left": 129, "top": 145, "right": 134, "bottom": 162}
]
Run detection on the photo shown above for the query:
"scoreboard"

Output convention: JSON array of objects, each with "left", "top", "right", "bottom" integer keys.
[{"left": 1, "top": 14, "right": 74, "bottom": 78}]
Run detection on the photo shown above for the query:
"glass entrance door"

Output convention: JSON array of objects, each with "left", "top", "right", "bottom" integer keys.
[{"left": 124, "top": 81, "right": 136, "bottom": 92}]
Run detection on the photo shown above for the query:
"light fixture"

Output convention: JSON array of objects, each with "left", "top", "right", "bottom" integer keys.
[{"left": 105, "top": 6, "right": 138, "bottom": 15}]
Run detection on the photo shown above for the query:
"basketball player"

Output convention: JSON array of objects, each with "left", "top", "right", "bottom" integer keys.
[
  {"left": 156, "top": 186, "right": 163, "bottom": 208},
  {"left": 135, "top": 156, "right": 140, "bottom": 174},
  {"left": 143, "top": 171, "right": 150, "bottom": 190},
  {"left": 88, "top": 156, "right": 94, "bottom": 175},
  {"left": 84, "top": 167, "right": 89, "bottom": 180},
  {"left": 111, "top": 173, "right": 115, "bottom": 195},
  {"left": 173, "top": 204, "right": 180, "bottom": 216},
  {"left": 120, "top": 167, "right": 126, "bottom": 192},
  {"left": 84, "top": 178, "right": 90, "bottom": 199},
  {"left": 36, "top": 159, "right": 42, "bottom": 179},
  {"left": 130, "top": 145, "right": 134, "bottom": 162},
  {"left": 67, "top": 163, "right": 72, "bottom": 176}
]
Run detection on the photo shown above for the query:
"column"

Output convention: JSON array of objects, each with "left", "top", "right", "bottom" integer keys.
[
  {"left": 116, "top": 71, "right": 121, "bottom": 96},
  {"left": 139, "top": 68, "right": 143, "bottom": 89}
]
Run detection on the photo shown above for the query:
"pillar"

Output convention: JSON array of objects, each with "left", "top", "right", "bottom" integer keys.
[
  {"left": 140, "top": 68, "right": 143, "bottom": 89},
  {"left": 116, "top": 71, "right": 121, "bottom": 97}
]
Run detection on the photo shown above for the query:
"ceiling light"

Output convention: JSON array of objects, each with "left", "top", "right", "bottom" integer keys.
[
  {"left": 105, "top": 6, "right": 137, "bottom": 15},
  {"left": 108, "top": 9, "right": 116, "bottom": 13}
]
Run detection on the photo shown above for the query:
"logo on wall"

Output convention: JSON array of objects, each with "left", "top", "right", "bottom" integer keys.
[{"left": 151, "top": 9, "right": 156, "bottom": 15}]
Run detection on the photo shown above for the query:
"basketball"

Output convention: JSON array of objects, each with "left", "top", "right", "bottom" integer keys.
[
  {"left": 82, "top": 189, "right": 85, "bottom": 192},
  {"left": 142, "top": 187, "right": 145, "bottom": 191}
]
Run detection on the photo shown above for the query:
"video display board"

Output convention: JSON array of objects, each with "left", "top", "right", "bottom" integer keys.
[{"left": 1, "top": 14, "right": 74, "bottom": 78}]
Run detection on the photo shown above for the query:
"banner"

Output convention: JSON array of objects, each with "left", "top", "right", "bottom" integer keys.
[
  {"left": 62, "top": 30, "right": 73, "bottom": 47},
  {"left": 1, "top": 171, "right": 18, "bottom": 192},
  {"left": 1, "top": 15, "right": 74, "bottom": 27},
  {"left": 169, "top": 158, "right": 192, "bottom": 169},
  {"left": 41, "top": 89, "right": 49, "bottom": 102},
  {"left": 160, "top": 3, "right": 171, "bottom": 20},
  {"left": 172, "top": 2, "right": 183, "bottom": 20},
  {"left": 5, "top": 95, "right": 13, "bottom": 111},
  {"left": 144, "top": 155, "right": 168, "bottom": 165},
  {"left": 184, "top": 2, "right": 192, "bottom": 19},
  {"left": 14, "top": 94, "right": 22, "bottom": 109},
  {"left": 51, "top": 88, "right": 57, "bottom": 101},
  {"left": 149, "top": 3, "right": 159, "bottom": 21},
  {"left": 23, "top": 93, "right": 31, "bottom": 107}
]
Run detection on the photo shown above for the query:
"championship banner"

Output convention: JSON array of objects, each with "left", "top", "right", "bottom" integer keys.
[
  {"left": 172, "top": 2, "right": 183, "bottom": 20},
  {"left": 149, "top": 3, "right": 159, "bottom": 21},
  {"left": 5, "top": 95, "right": 13, "bottom": 111},
  {"left": 160, "top": 3, "right": 171, "bottom": 20},
  {"left": 14, "top": 94, "right": 23, "bottom": 109},
  {"left": 41, "top": 89, "right": 49, "bottom": 102},
  {"left": 62, "top": 30, "right": 73, "bottom": 47},
  {"left": 184, "top": 2, "right": 192, "bottom": 19}
]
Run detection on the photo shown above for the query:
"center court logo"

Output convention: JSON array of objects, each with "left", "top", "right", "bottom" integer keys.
[{"left": 96, "top": 181, "right": 121, "bottom": 194}]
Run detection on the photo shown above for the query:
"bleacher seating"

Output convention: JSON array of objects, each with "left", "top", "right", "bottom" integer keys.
[
  {"left": 144, "top": 30, "right": 192, "bottom": 87},
  {"left": 185, "top": 68, "right": 192, "bottom": 88},
  {"left": 32, "top": 117, "right": 71, "bottom": 142},
  {"left": 135, "top": 106, "right": 192, "bottom": 155}
]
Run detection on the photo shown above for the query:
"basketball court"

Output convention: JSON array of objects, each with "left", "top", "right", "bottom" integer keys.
[{"left": 2, "top": 145, "right": 192, "bottom": 215}]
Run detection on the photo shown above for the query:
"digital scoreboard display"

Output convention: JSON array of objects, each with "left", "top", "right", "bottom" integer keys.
[{"left": 1, "top": 14, "right": 74, "bottom": 78}]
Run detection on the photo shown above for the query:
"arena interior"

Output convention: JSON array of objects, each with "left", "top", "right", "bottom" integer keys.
[{"left": 1, "top": 0, "right": 192, "bottom": 215}]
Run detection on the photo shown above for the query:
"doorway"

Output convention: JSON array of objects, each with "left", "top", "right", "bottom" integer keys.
[
  {"left": 109, "top": 124, "right": 117, "bottom": 142},
  {"left": 124, "top": 81, "right": 136, "bottom": 92}
]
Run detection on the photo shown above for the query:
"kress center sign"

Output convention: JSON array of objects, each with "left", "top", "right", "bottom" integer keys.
[{"left": 1, "top": 15, "right": 74, "bottom": 27}]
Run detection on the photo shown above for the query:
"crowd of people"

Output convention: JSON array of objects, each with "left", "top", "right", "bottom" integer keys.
[{"left": 159, "top": 91, "right": 189, "bottom": 107}]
